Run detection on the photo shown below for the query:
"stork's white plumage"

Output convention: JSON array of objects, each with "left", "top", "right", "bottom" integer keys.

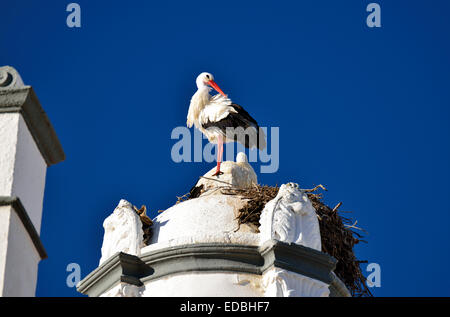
[{"left": 187, "top": 72, "right": 266, "bottom": 176}]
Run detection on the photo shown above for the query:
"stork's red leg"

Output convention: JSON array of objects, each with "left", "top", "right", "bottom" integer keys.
[{"left": 212, "top": 135, "right": 224, "bottom": 176}]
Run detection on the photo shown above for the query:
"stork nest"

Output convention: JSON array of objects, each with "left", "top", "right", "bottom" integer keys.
[{"left": 185, "top": 182, "right": 372, "bottom": 297}]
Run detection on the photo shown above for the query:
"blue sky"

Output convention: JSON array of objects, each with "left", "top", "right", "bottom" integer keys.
[{"left": 1, "top": 0, "right": 450, "bottom": 296}]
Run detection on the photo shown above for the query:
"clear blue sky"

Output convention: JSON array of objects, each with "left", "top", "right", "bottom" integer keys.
[{"left": 2, "top": 0, "right": 450, "bottom": 297}]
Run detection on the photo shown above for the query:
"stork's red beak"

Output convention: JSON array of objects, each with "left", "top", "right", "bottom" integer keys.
[{"left": 207, "top": 80, "right": 227, "bottom": 97}]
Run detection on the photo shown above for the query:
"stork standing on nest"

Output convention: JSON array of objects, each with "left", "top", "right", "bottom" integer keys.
[{"left": 187, "top": 72, "right": 266, "bottom": 176}]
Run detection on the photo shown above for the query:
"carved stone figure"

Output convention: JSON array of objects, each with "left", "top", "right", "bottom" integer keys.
[
  {"left": 99, "top": 199, "right": 144, "bottom": 265},
  {"left": 259, "top": 183, "right": 322, "bottom": 251}
]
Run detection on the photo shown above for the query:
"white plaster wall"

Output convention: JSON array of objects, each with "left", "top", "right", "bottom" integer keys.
[
  {"left": 0, "top": 205, "right": 40, "bottom": 297},
  {"left": 0, "top": 206, "right": 12, "bottom": 295},
  {"left": 142, "top": 272, "right": 263, "bottom": 297},
  {"left": 0, "top": 113, "right": 47, "bottom": 233},
  {"left": 11, "top": 115, "right": 47, "bottom": 233},
  {"left": 103, "top": 270, "right": 331, "bottom": 297},
  {"left": 0, "top": 114, "right": 19, "bottom": 198}
]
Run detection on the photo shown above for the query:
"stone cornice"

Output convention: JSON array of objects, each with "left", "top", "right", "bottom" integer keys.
[
  {"left": 0, "top": 87, "right": 65, "bottom": 166},
  {"left": 0, "top": 196, "right": 47, "bottom": 259},
  {"left": 77, "top": 252, "right": 151, "bottom": 298},
  {"left": 259, "top": 240, "right": 337, "bottom": 284},
  {"left": 77, "top": 240, "right": 348, "bottom": 297}
]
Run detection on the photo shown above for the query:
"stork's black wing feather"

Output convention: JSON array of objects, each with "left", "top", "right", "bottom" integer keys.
[
  {"left": 202, "top": 103, "right": 265, "bottom": 149},
  {"left": 228, "top": 104, "right": 258, "bottom": 126}
]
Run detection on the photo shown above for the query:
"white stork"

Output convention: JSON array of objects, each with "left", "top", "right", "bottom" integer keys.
[{"left": 187, "top": 72, "right": 266, "bottom": 176}]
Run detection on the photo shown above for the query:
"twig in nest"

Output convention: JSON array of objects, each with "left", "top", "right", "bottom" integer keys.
[
  {"left": 133, "top": 205, "right": 152, "bottom": 226},
  {"left": 176, "top": 192, "right": 191, "bottom": 204},
  {"left": 199, "top": 176, "right": 233, "bottom": 186},
  {"left": 304, "top": 184, "right": 327, "bottom": 192},
  {"left": 344, "top": 220, "right": 363, "bottom": 231},
  {"left": 332, "top": 202, "right": 342, "bottom": 212}
]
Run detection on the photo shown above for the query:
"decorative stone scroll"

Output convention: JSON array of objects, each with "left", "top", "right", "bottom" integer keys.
[
  {"left": 100, "top": 283, "right": 144, "bottom": 297},
  {"left": 0, "top": 66, "right": 25, "bottom": 89},
  {"left": 262, "top": 267, "right": 329, "bottom": 297}
]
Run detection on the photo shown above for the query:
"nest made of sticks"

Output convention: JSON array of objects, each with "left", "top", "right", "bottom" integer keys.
[
  {"left": 185, "top": 182, "right": 372, "bottom": 297},
  {"left": 220, "top": 185, "right": 280, "bottom": 232}
]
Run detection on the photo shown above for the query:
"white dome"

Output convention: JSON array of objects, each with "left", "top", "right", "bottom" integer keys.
[
  {"left": 142, "top": 153, "right": 261, "bottom": 253},
  {"left": 143, "top": 194, "right": 259, "bottom": 253}
]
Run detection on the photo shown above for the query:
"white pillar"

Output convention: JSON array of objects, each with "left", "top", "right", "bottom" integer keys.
[{"left": 0, "top": 66, "right": 65, "bottom": 296}]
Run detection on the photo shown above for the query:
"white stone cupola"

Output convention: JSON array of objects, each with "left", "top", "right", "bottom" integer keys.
[{"left": 78, "top": 155, "right": 350, "bottom": 297}]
